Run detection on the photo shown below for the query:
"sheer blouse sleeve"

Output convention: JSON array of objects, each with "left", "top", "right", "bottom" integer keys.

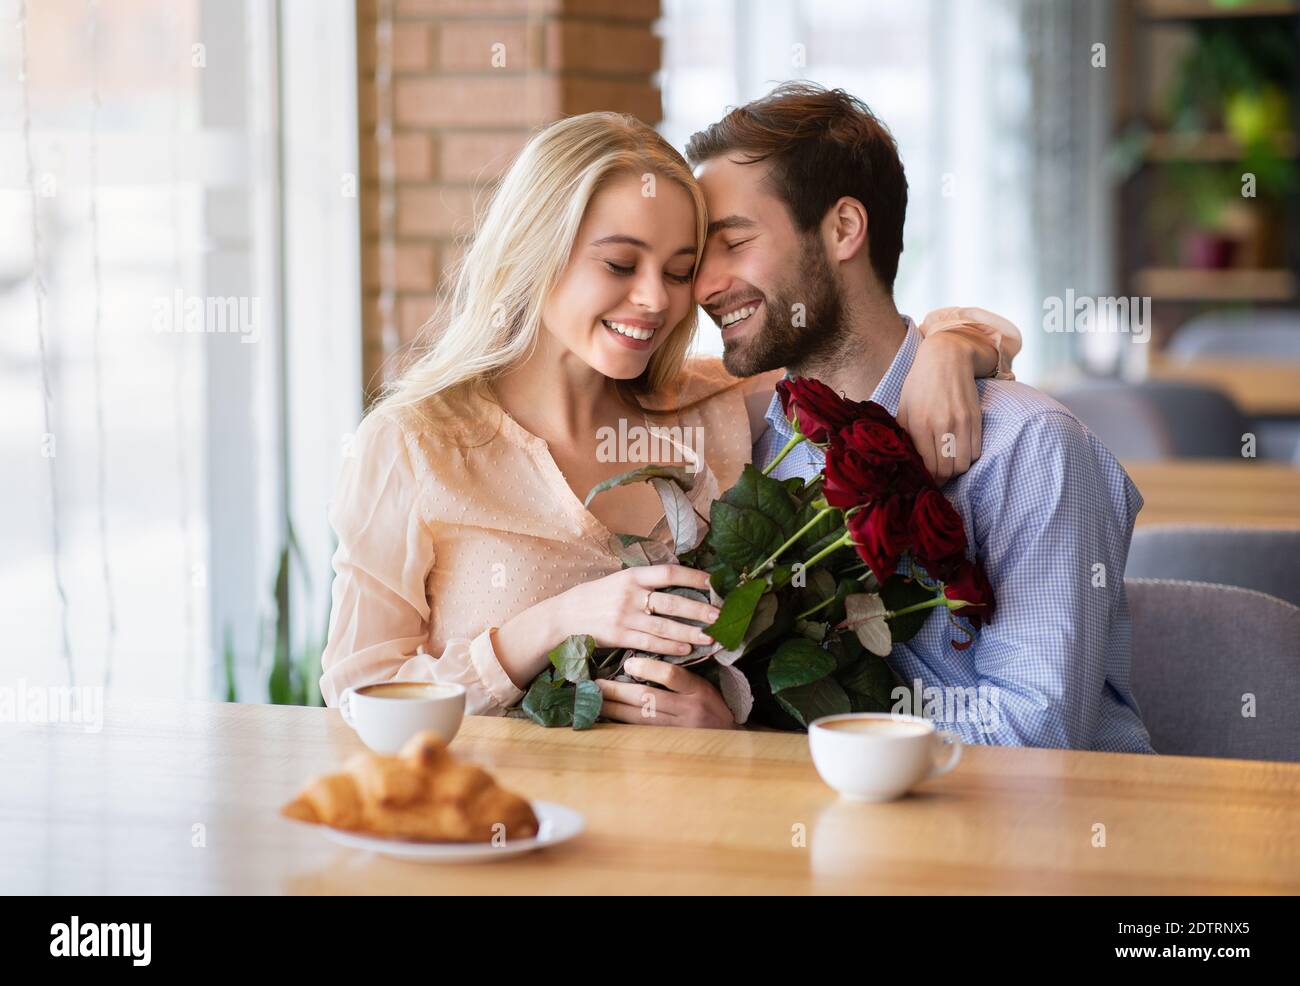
[
  {"left": 918, "top": 306, "right": 1022, "bottom": 381},
  {"left": 318, "top": 409, "right": 524, "bottom": 716}
]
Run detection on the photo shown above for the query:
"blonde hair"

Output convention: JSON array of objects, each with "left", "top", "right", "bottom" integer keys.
[{"left": 372, "top": 112, "right": 706, "bottom": 437}]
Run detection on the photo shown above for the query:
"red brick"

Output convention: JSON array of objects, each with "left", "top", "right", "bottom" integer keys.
[
  {"left": 544, "top": 20, "right": 659, "bottom": 75},
  {"left": 361, "top": 131, "right": 435, "bottom": 181},
  {"left": 394, "top": 23, "right": 434, "bottom": 71},
  {"left": 397, "top": 0, "right": 535, "bottom": 16},
  {"left": 394, "top": 76, "right": 558, "bottom": 127},
  {"left": 560, "top": 77, "right": 661, "bottom": 123},
  {"left": 399, "top": 293, "right": 440, "bottom": 343},
  {"left": 555, "top": 0, "right": 659, "bottom": 21},
  {"left": 358, "top": 22, "right": 434, "bottom": 72},
  {"left": 361, "top": 241, "right": 439, "bottom": 292},
  {"left": 436, "top": 21, "right": 534, "bottom": 72},
  {"left": 396, "top": 184, "right": 479, "bottom": 237},
  {"left": 439, "top": 130, "right": 527, "bottom": 182}
]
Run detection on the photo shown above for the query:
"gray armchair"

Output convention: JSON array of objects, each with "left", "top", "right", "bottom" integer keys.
[{"left": 1126, "top": 578, "right": 1300, "bottom": 763}]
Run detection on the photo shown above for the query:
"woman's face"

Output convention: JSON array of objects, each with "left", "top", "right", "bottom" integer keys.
[{"left": 540, "top": 172, "right": 698, "bottom": 380}]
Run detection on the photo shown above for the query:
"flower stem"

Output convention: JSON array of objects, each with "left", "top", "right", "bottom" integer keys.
[
  {"left": 795, "top": 593, "right": 838, "bottom": 621},
  {"left": 762, "top": 431, "right": 806, "bottom": 476},
  {"left": 744, "top": 506, "right": 839, "bottom": 582},
  {"left": 799, "top": 530, "right": 853, "bottom": 571},
  {"left": 887, "top": 593, "right": 950, "bottom": 620}
]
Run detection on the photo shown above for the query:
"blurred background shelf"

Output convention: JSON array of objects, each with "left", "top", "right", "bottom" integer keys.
[
  {"left": 1113, "top": 0, "right": 1300, "bottom": 350},
  {"left": 1134, "top": 267, "right": 1298, "bottom": 300},
  {"left": 1143, "top": 130, "right": 1297, "bottom": 159},
  {"left": 1140, "top": 0, "right": 1300, "bottom": 20}
]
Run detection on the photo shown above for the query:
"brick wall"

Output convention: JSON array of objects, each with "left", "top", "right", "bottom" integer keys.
[{"left": 356, "top": 0, "right": 663, "bottom": 403}]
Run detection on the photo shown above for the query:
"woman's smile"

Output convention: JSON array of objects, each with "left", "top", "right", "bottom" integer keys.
[{"left": 602, "top": 316, "right": 660, "bottom": 349}]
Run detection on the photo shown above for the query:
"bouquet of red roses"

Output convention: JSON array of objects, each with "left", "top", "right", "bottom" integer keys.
[{"left": 516, "top": 377, "right": 996, "bottom": 731}]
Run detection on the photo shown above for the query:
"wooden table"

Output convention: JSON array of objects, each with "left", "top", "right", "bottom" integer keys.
[
  {"left": 1147, "top": 356, "right": 1300, "bottom": 418},
  {"left": 1124, "top": 460, "right": 1300, "bottom": 529},
  {"left": 3, "top": 698, "right": 1298, "bottom": 894}
]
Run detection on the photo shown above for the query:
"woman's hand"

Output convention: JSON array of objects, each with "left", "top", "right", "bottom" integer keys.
[
  {"left": 595, "top": 657, "right": 738, "bottom": 729},
  {"left": 897, "top": 327, "right": 992, "bottom": 484},
  {"left": 494, "top": 565, "right": 720, "bottom": 689}
]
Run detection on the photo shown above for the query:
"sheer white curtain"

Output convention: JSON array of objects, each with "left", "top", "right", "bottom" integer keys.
[
  {"left": 0, "top": 0, "right": 360, "bottom": 702},
  {"left": 658, "top": 0, "right": 1079, "bottom": 383}
]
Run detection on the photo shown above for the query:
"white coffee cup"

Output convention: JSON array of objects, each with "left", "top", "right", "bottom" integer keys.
[
  {"left": 809, "top": 712, "right": 962, "bottom": 801},
  {"left": 338, "top": 681, "right": 466, "bottom": 754}
]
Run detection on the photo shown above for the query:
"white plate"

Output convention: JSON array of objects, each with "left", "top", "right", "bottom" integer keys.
[{"left": 303, "top": 800, "right": 585, "bottom": 863}]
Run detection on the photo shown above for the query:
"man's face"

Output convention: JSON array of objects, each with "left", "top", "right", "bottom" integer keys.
[{"left": 693, "top": 155, "right": 842, "bottom": 377}]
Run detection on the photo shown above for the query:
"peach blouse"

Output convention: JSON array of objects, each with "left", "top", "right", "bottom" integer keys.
[{"left": 318, "top": 309, "right": 1021, "bottom": 715}]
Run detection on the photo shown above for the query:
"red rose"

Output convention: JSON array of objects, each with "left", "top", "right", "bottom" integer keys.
[
  {"left": 847, "top": 495, "right": 913, "bottom": 584},
  {"left": 910, "top": 488, "right": 967, "bottom": 580},
  {"left": 775, "top": 377, "right": 859, "bottom": 444},
  {"left": 823, "top": 417, "right": 930, "bottom": 509},
  {"left": 944, "top": 559, "right": 996, "bottom": 628}
]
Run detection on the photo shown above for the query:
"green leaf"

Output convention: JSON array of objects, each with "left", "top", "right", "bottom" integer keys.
[
  {"left": 794, "top": 619, "right": 827, "bottom": 642},
  {"left": 584, "top": 464, "right": 696, "bottom": 507},
  {"left": 708, "top": 561, "right": 741, "bottom": 598},
  {"left": 801, "top": 526, "right": 856, "bottom": 571},
  {"left": 719, "top": 464, "right": 800, "bottom": 537},
  {"left": 705, "top": 577, "right": 768, "bottom": 650},
  {"left": 793, "top": 501, "right": 843, "bottom": 552},
  {"left": 713, "top": 592, "right": 778, "bottom": 665},
  {"left": 708, "top": 501, "right": 784, "bottom": 570},
  {"left": 806, "top": 567, "right": 837, "bottom": 602},
  {"left": 297, "top": 641, "right": 324, "bottom": 707},
  {"left": 572, "top": 680, "right": 603, "bottom": 730},
  {"left": 521, "top": 671, "right": 575, "bottom": 727},
  {"left": 268, "top": 543, "right": 292, "bottom": 705},
  {"left": 767, "top": 638, "right": 837, "bottom": 694},
  {"left": 791, "top": 473, "right": 825, "bottom": 510},
  {"left": 773, "top": 676, "right": 851, "bottom": 728},
  {"left": 222, "top": 625, "right": 238, "bottom": 703},
  {"left": 547, "top": 634, "right": 595, "bottom": 683},
  {"left": 828, "top": 630, "right": 863, "bottom": 670},
  {"left": 838, "top": 654, "right": 898, "bottom": 711},
  {"left": 881, "top": 574, "right": 940, "bottom": 641}
]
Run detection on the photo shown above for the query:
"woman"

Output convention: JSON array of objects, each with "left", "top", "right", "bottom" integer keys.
[{"left": 319, "top": 112, "right": 1019, "bottom": 729}]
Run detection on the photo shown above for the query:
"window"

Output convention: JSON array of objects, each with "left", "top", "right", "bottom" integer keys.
[
  {"left": 658, "top": 0, "right": 1048, "bottom": 378},
  {"left": 0, "top": 0, "right": 361, "bottom": 701}
]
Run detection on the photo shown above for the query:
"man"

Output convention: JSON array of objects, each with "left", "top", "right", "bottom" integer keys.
[{"left": 686, "top": 82, "right": 1153, "bottom": 753}]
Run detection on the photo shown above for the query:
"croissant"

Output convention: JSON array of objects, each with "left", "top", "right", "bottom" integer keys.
[{"left": 281, "top": 730, "right": 539, "bottom": 843}]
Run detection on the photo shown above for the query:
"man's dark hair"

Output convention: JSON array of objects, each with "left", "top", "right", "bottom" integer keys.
[{"left": 686, "top": 82, "right": 908, "bottom": 294}]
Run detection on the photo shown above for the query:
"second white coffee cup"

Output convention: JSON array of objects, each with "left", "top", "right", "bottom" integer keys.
[{"left": 809, "top": 712, "right": 962, "bottom": 801}]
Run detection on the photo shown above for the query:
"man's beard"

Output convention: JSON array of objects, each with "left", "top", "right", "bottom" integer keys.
[{"left": 721, "top": 236, "right": 845, "bottom": 379}]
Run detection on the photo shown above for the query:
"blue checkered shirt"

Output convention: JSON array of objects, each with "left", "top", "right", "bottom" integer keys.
[{"left": 754, "top": 318, "right": 1155, "bottom": 753}]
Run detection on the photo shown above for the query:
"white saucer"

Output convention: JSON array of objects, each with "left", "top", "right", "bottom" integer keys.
[{"left": 302, "top": 800, "right": 585, "bottom": 863}]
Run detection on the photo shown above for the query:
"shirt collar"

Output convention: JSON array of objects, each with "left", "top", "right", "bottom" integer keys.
[{"left": 763, "top": 314, "right": 919, "bottom": 435}]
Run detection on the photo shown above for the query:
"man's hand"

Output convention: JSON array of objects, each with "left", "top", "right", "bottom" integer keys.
[
  {"left": 897, "top": 327, "right": 989, "bottom": 483},
  {"left": 594, "top": 657, "right": 739, "bottom": 729}
]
